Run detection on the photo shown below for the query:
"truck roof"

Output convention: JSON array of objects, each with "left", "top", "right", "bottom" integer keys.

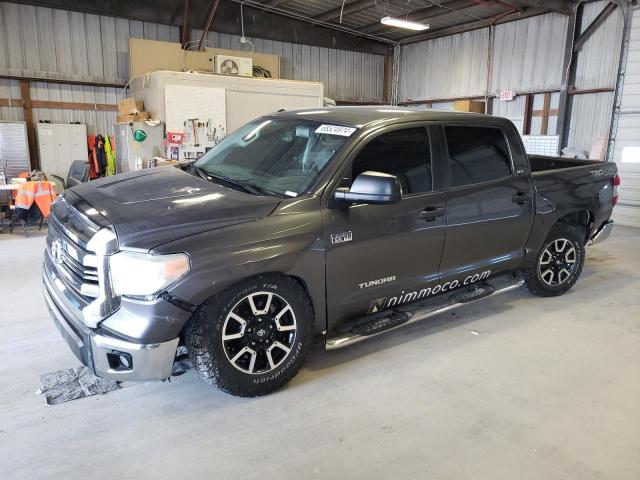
[{"left": 272, "top": 105, "right": 502, "bottom": 129}]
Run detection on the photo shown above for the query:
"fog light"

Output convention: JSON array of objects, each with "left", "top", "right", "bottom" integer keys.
[{"left": 106, "top": 351, "right": 133, "bottom": 371}]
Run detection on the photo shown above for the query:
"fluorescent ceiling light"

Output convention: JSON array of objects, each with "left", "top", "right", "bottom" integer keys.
[{"left": 380, "top": 16, "right": 429, "bottom": 31}]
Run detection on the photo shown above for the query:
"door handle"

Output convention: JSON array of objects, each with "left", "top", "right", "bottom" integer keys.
[
  {"left": 418, "top": 206, "right": 445, "bottom": 222},
  {"left": 512, "top": 192, "right": 531, "bottom": 205}
]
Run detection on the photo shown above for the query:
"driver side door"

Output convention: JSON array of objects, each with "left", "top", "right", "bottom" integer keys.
[{"left": 322, "top": 125, "right": 447, "bottom": 331}]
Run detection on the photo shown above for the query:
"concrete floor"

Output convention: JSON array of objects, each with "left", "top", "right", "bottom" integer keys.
[{"left": 1, "top": 227, "right": 639, "bottom": 479}]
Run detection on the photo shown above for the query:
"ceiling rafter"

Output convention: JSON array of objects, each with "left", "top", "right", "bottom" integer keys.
[{"left": 314, "top": 0, "right": 376, "bottom": 23}]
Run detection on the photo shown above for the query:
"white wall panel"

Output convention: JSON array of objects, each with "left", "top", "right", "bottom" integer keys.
[
  {"left": 198, "top": 30, "right": 385, "bottom": 102},
  {"left": 567, "top": 91, "right": 615, "bottom": 153},
  {"left": 490, "top": 13, "right": 569, "bottom": 93},
  {"left": 399, "top": 29, "right": 489, "bottom": 102},
  {"left": 574, "top": 1, "right": 624, "bottom": 90},
  {"left": 611, "top": 8, "right": 640, "bottom": 226},
  {"left": 399, "top": 13, "right": 569, "bottom": 102}
]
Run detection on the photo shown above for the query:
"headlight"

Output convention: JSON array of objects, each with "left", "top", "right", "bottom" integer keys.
[{"left": 109, "top": 251, "right": 190, "bottom": 297}]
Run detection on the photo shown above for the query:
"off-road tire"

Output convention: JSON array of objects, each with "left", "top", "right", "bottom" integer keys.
[
  {"left": 185, "top": 275, "right": 313, "bottom": 397},
  {"left": 523, "top": 223, "right": 585, "bottom": 297}
]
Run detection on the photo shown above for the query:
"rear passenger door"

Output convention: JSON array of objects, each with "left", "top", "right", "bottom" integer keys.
[{"left": 438, "top": 125, "right": 535, "bottom": 281}]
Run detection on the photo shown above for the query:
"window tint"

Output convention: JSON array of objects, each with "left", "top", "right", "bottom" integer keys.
[
  {"left": 444, "top": 127, "right": 512, "bottom": 187},
  {"left": 352, "top": 128, "right": 431, "bottom": 195}
]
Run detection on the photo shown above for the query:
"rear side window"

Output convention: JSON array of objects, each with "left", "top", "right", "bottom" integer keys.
[
  {"left": 444, "top": 126, "right": 512, "bottom": 187},
  {"left": 351, "top": 128, "right": 431, "bottom": 195}
]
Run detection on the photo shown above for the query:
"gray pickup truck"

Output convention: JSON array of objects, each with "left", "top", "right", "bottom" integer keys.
[{"left": 43, "top": 107, "right": 618, "bottom": 397}]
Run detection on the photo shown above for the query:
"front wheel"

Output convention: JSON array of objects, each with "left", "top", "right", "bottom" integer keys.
[
  {"left": 185, "top": 275, "right": 313, "bottom": 397},
  {"left": 524, "top": 223, "right": 585, "bottom": 297}
]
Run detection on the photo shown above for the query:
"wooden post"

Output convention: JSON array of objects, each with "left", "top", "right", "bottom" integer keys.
[
  {"left": 19, "top": 80, "right": 38, "bottom": 170},
  {"left": 523, "top": 93, "right": 533, "bottom": 135},
  {"left": 541, "top": 92, "right": 551, "bottom": 135},
  {"left": 383, "top": 53, "right": 393, "bottom": 104}
]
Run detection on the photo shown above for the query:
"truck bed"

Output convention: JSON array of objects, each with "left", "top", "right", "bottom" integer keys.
[{"left": 529, "top": 155, "right": 605, "bottom": 174}]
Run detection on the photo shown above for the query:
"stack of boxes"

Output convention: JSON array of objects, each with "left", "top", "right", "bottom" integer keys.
[{"left": 116, "top": 98, "right": 150, "bottom": 123}]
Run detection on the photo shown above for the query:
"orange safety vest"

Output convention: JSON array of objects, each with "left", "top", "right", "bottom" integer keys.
[{"left": 14, "top": 181, "right": 58, "bottom": 218}]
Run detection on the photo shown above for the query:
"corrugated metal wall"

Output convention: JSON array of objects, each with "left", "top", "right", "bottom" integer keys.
[
  {"left": 399, "top": 29, "right": 489, "bottom": 101},
  {"left": 198, "top": 30, "right": 385, "bottom": 103},
  {"left": 398, "top": 5, "right": 623, "bottom": 154},
  {"left": 568, "top": 1, "right": 624, "bottom": 153},
  {"left": 490, "top": 13, "right": 569, "bottom": 94},
  {"left": 0, "top": 1, "right": 385, "bottom": 136},
  {"left": 398, "top": 13, "right": 568, "bottom": 102}
]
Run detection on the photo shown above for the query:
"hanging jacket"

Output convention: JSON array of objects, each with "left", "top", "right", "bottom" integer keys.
[
  {"left": 88, "top": 135, "right": 99, "bottom": 180},
  {"left": 95, "top": 136, "right": 106, "bottom": 176},
  {"left": 104, "top": 135, "right": 116, "bottom": 176}
]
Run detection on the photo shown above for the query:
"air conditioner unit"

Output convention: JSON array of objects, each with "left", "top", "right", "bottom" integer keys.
[{"left": 214, "top": 55, "right": 253, "bottom": 77}]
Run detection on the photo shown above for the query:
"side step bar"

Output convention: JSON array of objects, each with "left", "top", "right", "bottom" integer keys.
[{"left": 326, "top": 276, "right": 524, "bottom": 350}]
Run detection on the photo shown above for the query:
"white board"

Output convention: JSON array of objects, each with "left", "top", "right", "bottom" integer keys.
[
  {"left": 164, "top": 84, "right": 227, "bottom": 160},
  {"left": 164, "top": 84, "right": 226, "bottom": 131}
]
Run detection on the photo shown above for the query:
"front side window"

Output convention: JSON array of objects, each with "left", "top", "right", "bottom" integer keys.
[
  {"left": 195, "top": 118, "right": 354, "bottom": 197},
  {"left": 351, "top": 128, "right": 432, "bottom": 195},
  {"left": 444, "top": 126, "right": 512, "bottom": 188}
]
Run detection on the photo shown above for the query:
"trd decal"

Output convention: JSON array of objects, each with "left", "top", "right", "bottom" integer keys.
[
  {"left": 367, "top": 298, "right": 388, "bottom": 314},
  {"left": 590, "top": 169, "right": 604, "bottom": 179},
  {"left": 331, "top": 231, "right": 353, "bottom": 244},
  {"left": 367, "top": 270, "right": 491, "bottom": 313},
  {"left": 359, "top": 275, "right": 396, "bottom": 289}
]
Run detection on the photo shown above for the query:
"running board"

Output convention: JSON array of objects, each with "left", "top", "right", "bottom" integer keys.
[{"left": 326, "top": 276, "right": 524, "bottom": 350}]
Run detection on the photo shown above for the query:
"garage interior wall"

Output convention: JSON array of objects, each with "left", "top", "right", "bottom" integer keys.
[
  {"left": 610, "top": 6, "right": 640, "bottom": 227},
  {"left": 0, "top": 1, "right": 385, "bottom": 136},
  {"left": 398, "top": 2, "right": 624, "bottom": 154}
]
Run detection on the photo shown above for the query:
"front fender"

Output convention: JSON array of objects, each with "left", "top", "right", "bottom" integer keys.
[{"left": 154, "top": 197, "right": 327, "bottom": 334}]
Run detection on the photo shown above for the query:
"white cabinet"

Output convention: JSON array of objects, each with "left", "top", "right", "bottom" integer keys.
[
  {"left": 37, "top": 124, "right": 87, "bottom": 179},
  {"left": 0, "top": 121, "right": 30, "bottom": 178}
]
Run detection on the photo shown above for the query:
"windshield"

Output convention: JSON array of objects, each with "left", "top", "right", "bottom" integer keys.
[{"left": 194, "top": 117, "right": 355, "bottom": 197}]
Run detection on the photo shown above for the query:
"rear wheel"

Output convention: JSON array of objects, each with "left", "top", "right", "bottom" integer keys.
[
  {"left": 185, "top": 275, "right": 313, "bottom": 397},
  {"left": 524, "top": 223, "right": 585, "bottom": 297}
]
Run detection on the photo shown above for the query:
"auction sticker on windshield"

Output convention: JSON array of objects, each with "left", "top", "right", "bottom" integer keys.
[{"left": 315, "top": 124, "right": 357, "bottom": 137}]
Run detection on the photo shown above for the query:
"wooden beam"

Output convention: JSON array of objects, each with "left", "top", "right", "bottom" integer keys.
[
  {"left": 532, "top": 107, "right": 559, "bottom": 117},
  {"left": 19, "top": 80, "right": 39, "bottom": 171},
  {"left": 540, "top": 92, "right": 552, "bottom": 135},
  {"left": 523, "top": 93, "right": 533, "bottom": 135},
  {"left": 31, "top": 100, "right": 118, "bottom": 111},
  {"left": 556, "top": 3, "right": 579, "bottom": 151},
  {"left": 0, "top": 74, "right": 126, "bottom": 89},
  {"left": 1, "top": 98, "right": 117, "bottom": 111},
  {"left": 383, "top": 54, "right": 393, "bottom": 104},
  {"left": 0, "top": 98, "right": 24, "bottom": 107},
  {"left": 573, "top": 2, "right": 617, "bottom": 52}
]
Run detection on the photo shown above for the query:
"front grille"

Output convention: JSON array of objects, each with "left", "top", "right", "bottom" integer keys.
[
  {"left": 47, "top": 213, "right": 100, "bottom": 304},
  {"left": 44, "top": 197, "right": 119, "bottom": 326}
]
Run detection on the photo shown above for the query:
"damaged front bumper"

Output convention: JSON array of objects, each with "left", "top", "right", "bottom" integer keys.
[{"left": 43, "top": 272, "right": 179, "bottom": 382}]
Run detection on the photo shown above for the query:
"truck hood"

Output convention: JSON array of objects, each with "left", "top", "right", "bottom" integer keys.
[{"left": 69, "top": 166, "right": 281, "bottom": 250}]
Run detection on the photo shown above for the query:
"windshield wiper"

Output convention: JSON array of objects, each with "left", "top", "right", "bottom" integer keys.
[{"left": 204, "top": 171, "right": 265, "bottom": 196}]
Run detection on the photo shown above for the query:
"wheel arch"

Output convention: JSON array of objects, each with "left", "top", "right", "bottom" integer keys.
[
  {"left": 183, "top": 271, "right": 320, "bottom": 336},
  {"left": 555, "top": 209, "right": 593, "bottom": 244}
]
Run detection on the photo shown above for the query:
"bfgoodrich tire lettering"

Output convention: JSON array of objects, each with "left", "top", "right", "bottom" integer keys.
[
  {"left": 524, "top": 223, "right": 585, "bottom": 297},
  {"left": 185, "top": 275, "right": 313, "bottom": 397}
]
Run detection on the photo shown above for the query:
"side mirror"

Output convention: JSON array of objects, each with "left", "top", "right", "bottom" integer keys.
[{"left": 334, "top": 171, "right": 402, "bottom": 205}]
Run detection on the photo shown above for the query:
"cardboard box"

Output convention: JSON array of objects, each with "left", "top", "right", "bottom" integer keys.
[
  {"left": 118, "top": 98, "right": 145, "bottom": 115},
  {"left": 116, "top": 111, "right": 150, "bottom": 123},
  {"left": 454, "top": 100, "right": 485, "bottom": 113}
]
